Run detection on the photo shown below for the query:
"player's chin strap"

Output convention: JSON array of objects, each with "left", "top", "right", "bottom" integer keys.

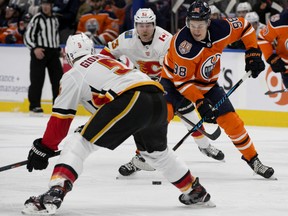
[
  {"left": 173, "top": 71, "right": 252, "bottom": 151},
  {"left": 0, "top": 151, "right": 61, "bottom": 172}
]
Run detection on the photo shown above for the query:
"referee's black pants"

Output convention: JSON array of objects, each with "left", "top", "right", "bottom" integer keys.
[{"left": 28, "top": 48, "right": 63, "bottom": 110}]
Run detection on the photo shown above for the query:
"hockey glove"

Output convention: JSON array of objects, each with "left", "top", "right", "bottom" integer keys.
[
  {"left": 267, "top": 54, "right": 286, "bottom": 73},
  {"left": 27, "top": 138, "right": 55, "bottom": 172},
  {"left": 196, "top": 98, "right": 218, "bottom": 124},
  {"left": 245, "top": 48, "right": 265, "bottom": 78}
]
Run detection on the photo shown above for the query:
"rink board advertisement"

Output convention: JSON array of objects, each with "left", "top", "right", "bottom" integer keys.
[{"left": 0, "top": 45, "right": 287, "bottom": 126}]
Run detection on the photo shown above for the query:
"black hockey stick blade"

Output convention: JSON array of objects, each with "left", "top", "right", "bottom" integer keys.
[
  {"left": 173, "top": 71, "right": 251, "bottom": 151},
  {"left": 176, "top": 111, "right": 221, "bottom": 140},
  {"left": 264, "top": 88, "right": 288, "bottom": 95},
  {"left": 0, "top": 150, "right": 61, "bottom": 172}
]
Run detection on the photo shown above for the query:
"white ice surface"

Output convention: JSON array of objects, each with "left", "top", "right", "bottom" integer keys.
[{"left": 0, "top": 112, "right": 287, "bottom": 216}]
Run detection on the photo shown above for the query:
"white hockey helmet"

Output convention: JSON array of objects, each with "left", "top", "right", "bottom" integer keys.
[
  {"left": 236, "top": 2, "right": 252, "bottom": 13},
  {"left": 134, "top": 8, "right": 156, "bottom": 26},
  {"left": 210, "top": 5, "right": 220, "bottom": 15},
  {"left": 245, "top": 11, "right": 259, "bottom": 23},
  {"left": 65, "top": 33, "right": 95, "bottom": 66}
]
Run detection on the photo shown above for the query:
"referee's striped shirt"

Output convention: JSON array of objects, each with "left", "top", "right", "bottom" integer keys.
[{"left": 24, "top": 12, "right": 60, "bottom": 49}]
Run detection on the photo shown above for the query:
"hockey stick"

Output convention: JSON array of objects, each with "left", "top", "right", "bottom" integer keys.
[
  {"left": 176, "top": 111, "right": 221, "bottom": 140},
  {"left": 0, "top": 151, "right": 61, "bottom": 172},
  {"left": 265, "top": 88, "right": 288, "bottom": 95},
  {"left": 172, "top": 71, "right": 252, "bottom": 151}
]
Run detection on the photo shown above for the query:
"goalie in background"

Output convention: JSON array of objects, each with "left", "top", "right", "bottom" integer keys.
[{"left": 22, "top": 33, "right": 215, "bottom": 215}]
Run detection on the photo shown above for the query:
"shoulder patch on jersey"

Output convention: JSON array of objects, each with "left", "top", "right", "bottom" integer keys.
[
  {"left": 158, "top": 32, "right": 170, "bottom": 42},
  {"left": 270, "top": 11, "right": 288, "bottom": 28},
  {"left": 175, "top": 27, "right": 203, "bottom": 58},
  {"left": 179, "top": 40, "right": 192, "bottom": 54},
  {"left": 124, "top": 30, "right": 133, "bottom": 38}
]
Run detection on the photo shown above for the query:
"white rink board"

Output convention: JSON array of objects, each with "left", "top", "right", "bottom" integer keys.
[{"left": 0, "top": 46, "right": 287, "bottom": 111}]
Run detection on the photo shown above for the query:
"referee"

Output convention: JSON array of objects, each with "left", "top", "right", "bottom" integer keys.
[{"left": 24, "top": 0, "right": 63, "bottom": 115}]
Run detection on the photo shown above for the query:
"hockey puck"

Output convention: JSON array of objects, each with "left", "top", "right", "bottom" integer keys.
[{"left": 152, "top": 181, "right": 162, "bottom": 185}]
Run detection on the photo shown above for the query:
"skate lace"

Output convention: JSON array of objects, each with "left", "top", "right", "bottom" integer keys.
[
  {"left": 204, "top": 144, "right": 219, "bottom": 156},
  {"left": 253, "top": 159, "right": 268, "bottom": 174},
  {"left": 124, "top": 162, "right": 137, "bottom": 171}
]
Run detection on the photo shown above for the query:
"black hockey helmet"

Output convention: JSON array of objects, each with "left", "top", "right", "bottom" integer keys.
[{"left": 187, "top": 0, "right": 211, "bottom": 21}]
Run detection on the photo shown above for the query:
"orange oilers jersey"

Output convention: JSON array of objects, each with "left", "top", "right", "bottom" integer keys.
[
  {"left": 77, "top": 10, "right": 119, "bottom": 44},
  {"left": 0, "top": 25, "right": 23, "bottom": 44},
  {"left": 257, "top": 11, "right": 288, "bottom": 69},
  {"left": 161, "top": 17, "right": 258, "bottom": 103}
]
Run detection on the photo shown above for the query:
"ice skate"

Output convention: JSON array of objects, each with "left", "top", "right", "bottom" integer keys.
[
  {"left": 118, "top": 154, "right": 143, "bottom": 176},
  {"left": 179, "top": 177, "right": 215, "bottom": 207},
  {"left": 29, "top": 107, "right": 44, "bottom": 117},
  {"left": 242, "top": 155, "right": 276, "bottom": 179},
  {"left": 198, "top": 144, "right": 225, "bottom": 161},
  {"left": 22, "top": 180, "right": 72, "bottom": 215}
]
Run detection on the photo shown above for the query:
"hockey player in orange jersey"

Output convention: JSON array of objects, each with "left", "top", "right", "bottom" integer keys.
[
  {"left": 161, "top": 0, "right": 275, "bottom": 179},
  {"left": 76, "top": 0, "right": 119, "bottom": 45},
  {"left": 258, "top": 10, "right": 288, "bottom": 88}
]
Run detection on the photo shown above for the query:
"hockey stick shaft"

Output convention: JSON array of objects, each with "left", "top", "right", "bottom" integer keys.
[
  {"left": 172, "top": 71, "right": 251, "bottom": 151},
  {"left": 176, "top": 111, "right": 221, "bottom": 140},
  {"left": 265, "top": 88, "right": 288, "bottom": 95},
  {"left": 0, "top": 151, "right": 61, "bottom": 172}
]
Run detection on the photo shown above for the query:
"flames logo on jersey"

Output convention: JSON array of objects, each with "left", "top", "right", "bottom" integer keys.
[
  {"left": 200, "top": 54, "right": 221, "bottom": 79},
  {"left": 265, "top": 68, "right": 288, "bottom": 105},
  {"left": 137, "top": 60, "right": 162, "bottom": 77}
]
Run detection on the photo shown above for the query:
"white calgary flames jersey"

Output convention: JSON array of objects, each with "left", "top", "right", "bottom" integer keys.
[
  {"left": 41, "top": 54, "right": 162, "bottom": 150},
  {"left": 105, "top": 26, "right": 172, "bottom": 79}
]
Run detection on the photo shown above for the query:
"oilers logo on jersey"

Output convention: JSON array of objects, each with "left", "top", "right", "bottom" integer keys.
[{"left": 201, "top": 54, "right": 221, "bottom": 79}]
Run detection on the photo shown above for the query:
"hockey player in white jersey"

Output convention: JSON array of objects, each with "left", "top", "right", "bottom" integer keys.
[
  {"left": 101, "top": 8, "right": 224, "bottom": 176},
  {"left": 22, "top": 33, "right": 215, "bottom": 215}
]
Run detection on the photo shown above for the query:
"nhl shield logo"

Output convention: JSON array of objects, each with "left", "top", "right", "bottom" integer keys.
[{"left": 179, "top": 40, "right": 192, "bottom": 55}]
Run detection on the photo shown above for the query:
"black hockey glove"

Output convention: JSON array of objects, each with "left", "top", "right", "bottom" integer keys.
[
  {"left": 27, "top": 138, "right": 55, "bottom": 172},
  {"left": 267, "top": 53, "right": 286, "bottom": 73},
  {"left": 245, "top": 48, "right": 265, "bottom": 78},
  {"left": 196, "top": 98, "right": 218, "bottom": 124}
]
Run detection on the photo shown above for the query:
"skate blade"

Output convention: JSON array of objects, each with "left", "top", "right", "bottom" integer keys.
[
  {"left": 188, "top": 200, "right": 216, "bottom": 208},
  {"left": 21, "top": 203, "right": 57, "bottom": 215},
  {"left": 252, "top": 173, "right": 278, "bottom": 180},
  {"left": 132, "top": 157, "right": 156, "bottom": 171},
  {"left": 29, "top": 112, "right": 44, "bottom": 117}
]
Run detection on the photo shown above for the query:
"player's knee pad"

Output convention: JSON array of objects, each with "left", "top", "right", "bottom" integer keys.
[
  {"left": 140, "top": 148, "right": 189, "bottom": 182},
  {"left": 55, "top": 133, "right": 99, "bottom": 176},
  {"left": 217, "top": 112, "right": 244, "bottom": 136}
]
